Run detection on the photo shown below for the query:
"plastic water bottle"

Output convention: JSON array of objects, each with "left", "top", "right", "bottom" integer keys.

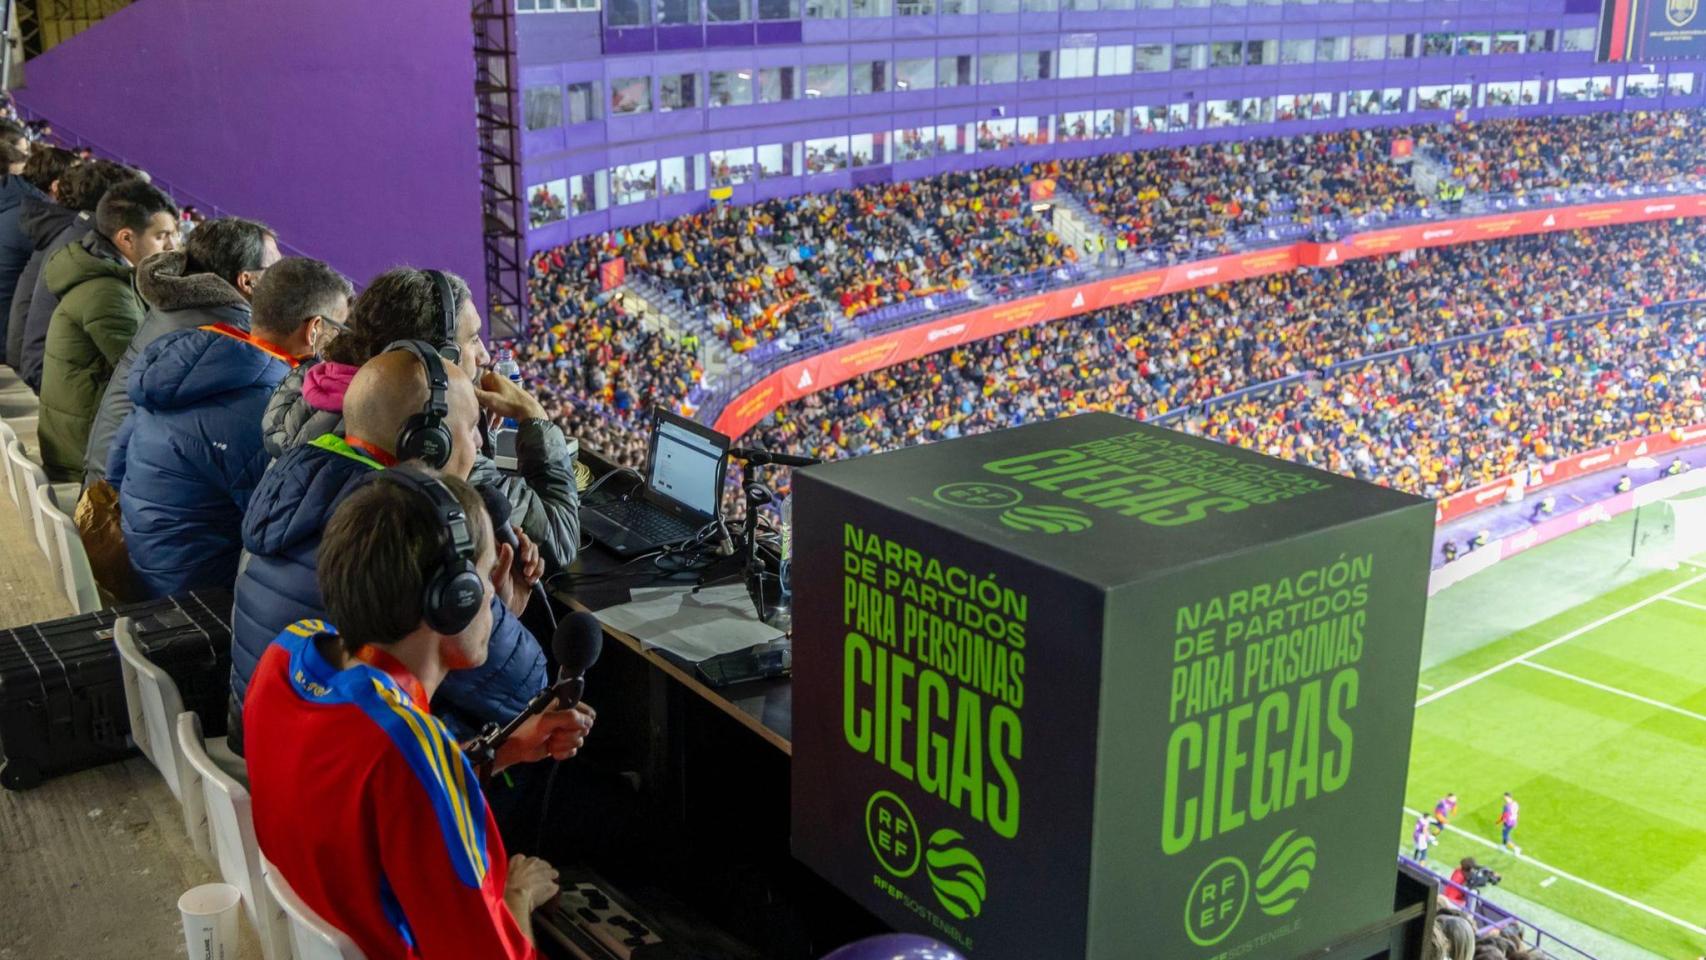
[{"left": 494, "top": 348, "right": 523, "bottom": 428}]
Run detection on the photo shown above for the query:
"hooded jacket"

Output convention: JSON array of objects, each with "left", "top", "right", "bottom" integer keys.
[
  {"left": 262, "top": 359, "right": 583, "bottom": 566},
  {"left": 109, "top": 323, "right": 294, "bottom": 598},
  {"left": 38, "top": 232, "right": 143, "bottom": 480},
  {"left": 84, "top": 251, "right": 251, "bottom": 487},
  {"left": 11, "top": 207, "right": 92, "bottom": 392},
  {"left": 0, "top": 175, "right": 45, "bottom": 361},
  {"left": 226, "top": 434, "right": 547, "bottom": 750}
]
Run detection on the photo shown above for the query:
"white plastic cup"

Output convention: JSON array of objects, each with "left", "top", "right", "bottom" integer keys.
[{"left": 179, "top": 882, "right": 242, "bottom": 960}]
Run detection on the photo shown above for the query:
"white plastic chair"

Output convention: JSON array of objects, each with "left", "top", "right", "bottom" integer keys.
[
  {"left": 5, "top": 439, "right": 48, "bottom": 555},
  {"left": 262, "top": 855, "right": 367, "bottom": 960},
  {"left": 31, "top": 483, "right": 98, "bottom": 614},
  {"left": 178, "top": 712, "right": 290, "bottom": 960}
]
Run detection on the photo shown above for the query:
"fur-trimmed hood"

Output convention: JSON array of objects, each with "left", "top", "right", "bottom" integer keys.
[{"left": 136, "top": 250, "right": 249, "bottom": 314}]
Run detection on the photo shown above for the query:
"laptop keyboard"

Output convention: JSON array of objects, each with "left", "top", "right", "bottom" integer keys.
[{"left": 590, "top": 500, "right": 701, "bottom": 544}]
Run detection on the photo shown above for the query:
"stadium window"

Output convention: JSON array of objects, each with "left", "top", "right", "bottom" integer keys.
[
  {"left": 1483, "top": 80, "right": 1520, "bottom": 106},
  {"left": 757, "top": 142, "right": 793, "bottom": 178},
  {"left": 610, "top": 76, "right": 651, "bottom": 114},
  {"left": 759, "top": 0, "right": 800, "bottom": 15},
  {"left": 850, "top": 0, "right": 890, "bottom": 13},
  {"left": 807, "top": 63, "right": 849, "bottom": 96},
  {"left": 1280, "top": 39, "right": 1314, "bottom": 65},
  {"left": 895, "top": 57, "right": 937, "bottom": 90},
  {"left": 566, "top": 81, "right": 603, "bottom": 123},
  {"left": 1251, "top": 0, "right": 1279, "bottom": 7},
  {"left": 709, "top": 147, "right": 755, "bottom": 186},
  {"left": 1135, "top": 44, "right": 1170, "bottom": 72},
  {"left": 611, "top": 161, "right": 657, "bottom": 204},
  {"left": 894, "top": 127, "right": 934, "bottom": 161},
  {"left": 943, "top": 0, "right": 976, "bottom": 13},
  {"left": 519, "top": 0, "right": 537, "bottom": 10},
  {"left": 1561, "top": 27, "right": 1595, "bottom": 52},
  {"left": 980, "top": 52, "right": 1019, "bottom": 84},
  {"left": 1247, "top": 39, "right": 1276, "bottom": 64},
  {"left": 984, "top": 0, "right": 1020, "bottom": 10},
  {"left": 1217, "top": 0, "right": 1249, "bottom": 8},
  {"left": 1021, "top": 50, "right": 1054, "bottom": 80},
  {"left": 1058, "top": 46, "right": 1095, "bottom": 78},
  {"left": 1098, "top": 44, "right": 1133, "bottom": 76},
  {"left": 1527, "top": 29, "right": 1553, "bottom": 52},
  {"left": 976, "top": 118, "right": 1017, "bottom": 150},
  {"left": 569, "top": 172, "right": 605, "bottom": 213},
  {"left": 1168, "top": 101, "right": 1194, "bottom": 129},
  {"left": 660, "top": 73, "right": 698, "bottom": 110},
  {"left": 1024, "top": 0, "right": 1059, "bottom": 10},
  {"left": 1669, "top": 71, "right": 1696, "bottom": 94},
  {"left": 1275, "top": 93, "right": 1303, "bottom": 120},
  {"left": 707, "top": 0, "right": 749, "bottom": 20},
  {"left": 660, "top": 156, "right": 689, "bottom": 195},
  {"left": 851, "top": 131, "right": 889, "bottom": 165},
  {"left": 805, "top": 136, "right": 849, "bottom": 174},
  {"left": 1104, "top": 0, "right": 1135, "bottom": 10},
  {"left": 1093, "top": 108, "right": 1124, "bottom": 138},
  {"left": 1139, "top": 0, "right": 1173, "bottom": 9},
  {"left": 528, "top": 180, "right": 568, "bottom": 227},
  {"left": 1317, "top": 37, "right": 1349, "bottom": 62},
  {"left": 1455, "top": 33, "right": 1489, "bottom": 56},
  {"left": 853, "top": 60, "right": 889, "bottom": 93},
  {"left": 524, "top": 86, "right": 564, "bottom": 130},
  {"left": 1179, "top": 0, "right": 1208, "bottom": 9},
  {"left": 896, "top": 0, "right": 933, "bottom": 13},
  {"left": 1069, "top": 0, "right": 1097, "bottom": 11},
  {"left": 606, "top": 0, "right": 650, "bottom": 23},
  {"left": 1388, "top": 34, "right": 1415, "bottom": 58},
  {"left": 938, "top": 55, "right": 974, "bottom": 86},
  {"left": 1057, "top": 110, "right": 1093, "bottom": 141},
  {"left": 1245, "top": 96, "right": 1272, "bottom": 122},
  {"left": 1172, "top": 43, "right": 1206, "bottom": 70},
  {"left": 1017, "top": 115, "right": 1048, "bottom": 144},
  {"left": 657, "top": 0, "right": 699, "bottom": 22},
  {"left": 1131, "top": 104, "right": 1167, "bottom": 133},
  {"left": 1494, "top": 31, "right": 1525, "bottom": 54},
  {"left": 1287, "top": 0, "right": 1318, "bottom": 7},
  {"left": 1351, "top": 36, "right": 1385, "bottom": 61},
  {"left": 1211, "top": 41, "right": 1242, "bottom": 67},
  {"left": 759, "top": 67, "right": 796, "bottom": 102},
  {"left": 1347, "top": 89, "right": 1380, "bottom": 115},
  {"left": 805, "top": 0, "right": 846, "bottom": 14},
  {"left": 709, "top": 70, "right": 755, "bottom": 106},
  {"left": 938, "top": 123, "right": 972, "bottom": 155},
  {"left": 1204, "top": 99, "right": 1238, "bottom": 127},
  {"left": 1519, "top": 79, "right": 1541, "bottom": 104},
  {"left": 1415, "top": 84, "right": 1450, "bottom": 109},
  {"left": 1420, "top": 33, "right": 1450, "bottom": 57}
]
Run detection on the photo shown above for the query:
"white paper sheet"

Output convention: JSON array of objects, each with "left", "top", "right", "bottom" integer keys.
[{"left": 596, "top": 584, "right": 783, "bottom": 662}]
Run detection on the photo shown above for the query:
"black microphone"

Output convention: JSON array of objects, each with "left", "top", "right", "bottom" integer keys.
[
  {"left": 478, "top": 483, "right": 555, "bottom": 629},
  {"left": 727, "top": 446, "right": 822, "bottom": 467},
  {"left": 465, "top": 612, "right": 604, "bottom": 773}
]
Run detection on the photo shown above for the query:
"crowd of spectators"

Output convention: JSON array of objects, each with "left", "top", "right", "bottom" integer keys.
[
  {"left": 747, "top": 220, "right": 1706, "bottom": 498},
  {"left": 1418, "top": 110, "right": 1702, "bottom": 195}
]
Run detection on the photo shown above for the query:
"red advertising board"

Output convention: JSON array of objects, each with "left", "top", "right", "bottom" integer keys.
[
  {"left": 600, "top": 257, "right": 627, "bottom": 292},
  {"left": 1434, "top": 422, "right": 1706, "bottom": 525},
  {"left": 712, "top": 194, "right": 1706, "bottom": 439}
]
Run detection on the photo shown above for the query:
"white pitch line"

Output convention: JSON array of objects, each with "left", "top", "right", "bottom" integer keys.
[
  {"left": 1402, "top": 807, "right": 1706, "bottom": 938},
  {"left": 1540, "top": 877, "right": 1558, "bottom": 888},
  {"left": 1519, "top": 661, "right": 1706, "bottom": 724},
  {"left": 1682, "top": 560, "right": 1706, "bottom": 572},
  {"left": 1416, "top": 572, "right": 1706, "bottom": 707},
  {"left": 1417, "top": 683, "right": 1436, "bottom": 691},
  {"left": 1663, "top": 595, "right": 1706, "bottom": 613}
]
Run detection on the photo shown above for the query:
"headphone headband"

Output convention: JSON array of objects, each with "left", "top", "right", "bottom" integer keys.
[
  {"left": 382, "top": 466, "right": 483, "bottom": 635},
  {"left": 425, "top": 269, "right": 461, "bottom": 363}
]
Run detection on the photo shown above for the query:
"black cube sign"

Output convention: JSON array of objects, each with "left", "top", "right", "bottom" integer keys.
[{"left": 791, "top": 413, "right": 1434, "bottom": 959}]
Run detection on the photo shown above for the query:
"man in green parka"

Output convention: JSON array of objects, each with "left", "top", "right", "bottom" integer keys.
[{"left": 38, "top": 178, "right": 178, "bottom": 480}]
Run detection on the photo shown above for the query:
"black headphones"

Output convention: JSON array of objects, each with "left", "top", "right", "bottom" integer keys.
[
  {"left": 425, "top": 269, "right": 462, "bottom": 364},
  {"left": 384, "top": 339, "right": 454, "bottom": 470},
  {"left": 383, "top": 466, "right": 485, "bottom": 636}
]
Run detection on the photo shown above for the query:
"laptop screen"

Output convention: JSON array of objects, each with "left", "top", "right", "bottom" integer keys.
[{"left": 649, "top": 416, "right": 725, "bottom": 518}]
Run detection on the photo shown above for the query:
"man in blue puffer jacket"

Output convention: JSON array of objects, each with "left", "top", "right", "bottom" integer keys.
[
  {"left": 228, "top": 348, "right": 548, "bottom": 752},
  {"left": 108, "top": 261, "right": 321, "bottom": 598}
]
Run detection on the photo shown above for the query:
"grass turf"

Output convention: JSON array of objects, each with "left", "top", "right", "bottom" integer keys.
[{"left": 1402, "top": 564, "right": 1706, "bottom": 960}]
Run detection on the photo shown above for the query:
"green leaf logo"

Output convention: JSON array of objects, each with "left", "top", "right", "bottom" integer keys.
[
  {"left": 999, "top": 504, "right": 1093, "bottom": 534},
  {"left": 1254, "top": 830, "right": 1317, "bottom": 917},
  {"left": 924, "top": 829, "right": 988, "bottom": 920}
]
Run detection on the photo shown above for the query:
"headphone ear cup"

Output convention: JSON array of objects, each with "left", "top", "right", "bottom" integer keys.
[
  {"left": 424, "top": 561, "right": 484, "bottom": 635},
  {"left": 395, "top": 414, "right": 452, "bottom": 470}
]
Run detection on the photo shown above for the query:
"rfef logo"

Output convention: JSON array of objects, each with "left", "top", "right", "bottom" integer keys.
[{"left": 999, "top": 504, "right": 1093, "bottom": 534}]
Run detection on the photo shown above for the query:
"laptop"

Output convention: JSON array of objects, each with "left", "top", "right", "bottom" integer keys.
[{"left": 582, "top": 409, "right": 730, "bottom": 557}]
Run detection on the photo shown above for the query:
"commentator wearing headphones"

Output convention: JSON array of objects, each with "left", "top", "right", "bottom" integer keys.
[{"left": 244, "top": 468, "right": 586, "bottom": 958}]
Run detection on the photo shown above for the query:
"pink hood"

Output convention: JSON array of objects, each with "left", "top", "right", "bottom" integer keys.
[{"left": 302, "top": 361, "right": 359, "bottom": 413}]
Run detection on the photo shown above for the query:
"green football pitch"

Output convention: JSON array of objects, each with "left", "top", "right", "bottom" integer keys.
[{"left": 1401, "top": 560, "right": 1706, "bottom": 960}]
